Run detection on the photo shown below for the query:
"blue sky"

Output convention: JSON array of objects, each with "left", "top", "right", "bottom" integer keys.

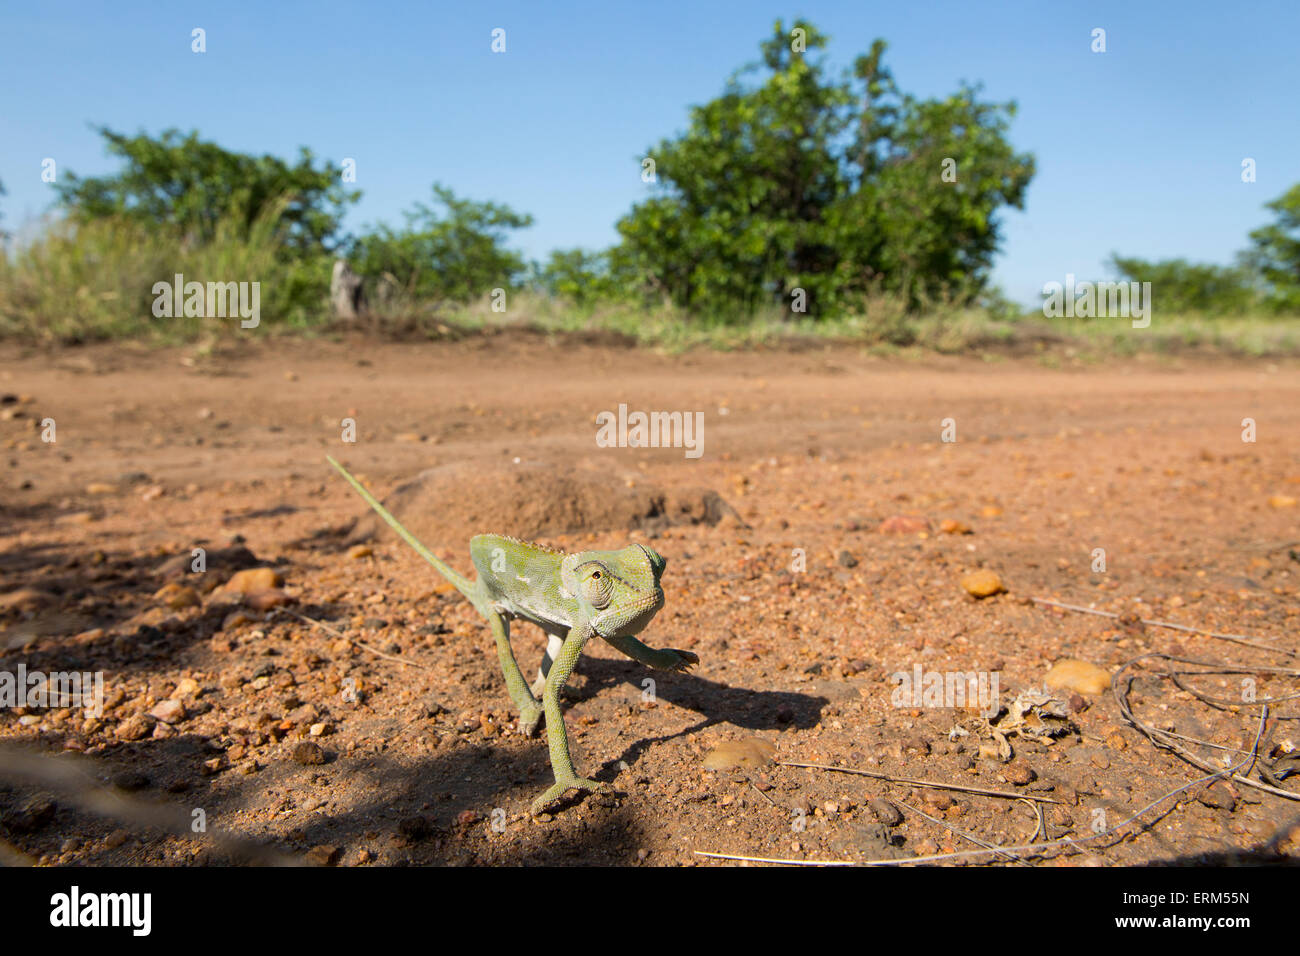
[{"left": 2, "top": 0, "right": 1297, "bottom": 306}]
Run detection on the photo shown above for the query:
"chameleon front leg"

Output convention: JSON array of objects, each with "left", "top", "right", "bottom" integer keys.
[
  {"left": 599, "top": 632, "right": 699, "bottom": 672},
  {"left": 488, "top": 610, "right": 543, "bottom": 737},
  {"left": 531, "top": 622, "right": 610, "bottom": 814}
]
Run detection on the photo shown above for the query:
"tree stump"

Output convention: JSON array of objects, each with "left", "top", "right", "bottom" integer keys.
[{"left": 330, "top": 259, "right": 364, "bottom": 320}]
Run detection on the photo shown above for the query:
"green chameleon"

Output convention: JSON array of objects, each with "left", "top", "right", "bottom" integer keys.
[{"left": 326, "top": 457, "right": 698, "bottom": 813}]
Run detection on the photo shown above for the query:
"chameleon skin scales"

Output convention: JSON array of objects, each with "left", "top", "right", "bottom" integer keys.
[{"left": 326, "top": 457, "right": 698, "bottom": 813}]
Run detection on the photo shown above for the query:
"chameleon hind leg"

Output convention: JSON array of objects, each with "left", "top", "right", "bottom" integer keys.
[
  {"left": 531, "top": 623, "right": 610, "bottom": 814},
  {"left": 530, "top": 633, "right": 564, "bottom": 699},
  {"left": 532, "top": 632, "right": 581, "bottom": 701},
  {"left": 489, "top": 611, "right": 543, "bottom": 737}
]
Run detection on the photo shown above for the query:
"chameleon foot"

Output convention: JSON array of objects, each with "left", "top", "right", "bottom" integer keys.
[
  {"left": 518, "top": 701, "right": 544, "bottom": 738},
  {"left": 530, "top": 777, "right": 610, "bottom": 815},
  {"left": 659, "top": 649, "right": 699, "bottom": 672}
]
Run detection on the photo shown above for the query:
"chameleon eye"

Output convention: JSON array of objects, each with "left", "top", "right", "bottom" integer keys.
[{"left": 584, "top": 570, "right": 611, "bottom": 608}]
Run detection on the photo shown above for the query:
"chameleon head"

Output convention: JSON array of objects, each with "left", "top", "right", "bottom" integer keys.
[{"left": 561, "top": 543, "right": 666, "bottom": 638}]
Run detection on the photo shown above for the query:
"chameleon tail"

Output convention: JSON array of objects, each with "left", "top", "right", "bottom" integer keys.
[{"left": 326, "top": 456, "right": 479, "bottom": 603}]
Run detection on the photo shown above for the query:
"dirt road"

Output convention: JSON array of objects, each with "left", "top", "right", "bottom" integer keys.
[{"left": 2, "top": 338, "right": 1298, "bottom": 865}]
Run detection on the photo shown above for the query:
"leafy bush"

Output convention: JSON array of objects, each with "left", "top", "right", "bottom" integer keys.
[
  {"left": 348, "top": 184, "right": 532, "bottom": 305},
  {"left": 530, "top": 247, "right": 643, "bottom": 307},
  {"left": 1107, "top": 255, "right": 1260, "bottom": 315}
]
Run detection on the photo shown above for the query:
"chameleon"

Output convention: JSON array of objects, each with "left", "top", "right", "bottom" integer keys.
[{"left": 326, "top": 457, "right": 698, "bottom": 813}]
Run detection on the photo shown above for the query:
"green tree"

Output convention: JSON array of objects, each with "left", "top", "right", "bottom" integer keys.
[
  {"left": 835, "top": 74, "right": 1034, "bottom": 307},
  {"left": 614, "top": 20, "right": 1034, "bottom": 318},
  {"left": 617, "top": 20, "right": 851, "bottom": 316},
  {"left": 1247, "top": 184, "right": 1300, "bottom": 312},
  {"left": 55, "top": 127, "right": 359, "bottom": 255},
  {"left": 349, "top": 184, "right": 533, "bottom": 304}
]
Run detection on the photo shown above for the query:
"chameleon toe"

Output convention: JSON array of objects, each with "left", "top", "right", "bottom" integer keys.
[
  {"left": 518, "top": 704, "right": 544, "bottom": 737},
  {"left": 530, "top": 777, "right": 610, "bottom": 814}
]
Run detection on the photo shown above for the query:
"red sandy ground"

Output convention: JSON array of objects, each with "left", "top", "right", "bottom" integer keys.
[{"left": 1, "top": 338, "right": 1297, "bottom": 866}]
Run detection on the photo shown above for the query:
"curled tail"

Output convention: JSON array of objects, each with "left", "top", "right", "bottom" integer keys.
[{"left": 326, "top": 456, "right": 479, "bottom": 604}]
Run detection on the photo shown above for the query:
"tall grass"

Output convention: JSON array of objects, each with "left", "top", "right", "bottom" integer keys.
[
  {"left": 433, "top": 286, "right": 1017, "bottom": 352},
  {"left": 1042, "top": 312, "right": 1300, "bottom": 358},
  {"left": 0, "top": 202, "right": 328, "bottom": 344}
]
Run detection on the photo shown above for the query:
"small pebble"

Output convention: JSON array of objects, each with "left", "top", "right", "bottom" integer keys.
[
  {"left": 1198, "top": 782, "right": 1237, "bottom": 811},
  {"left": 1004, "top": 763, "right": 1035, "bottom": 785},
  {"left": 868, "top": 798, "right": 902, "bottom": 826},
  {"left": 702, "top": 738, "right": 776, "bottom": 770},
  {"left": 878, "top": 515, "right": 930, "bottom": 535},
  {"left": 1046, "top": 659, "right": 1111, "bottom": 696},
  {"left": 222, "top": 567, "right": 284, "bottom": 594},
  {"left": 292, "top": 741, "right": 328, "bottom": 765},
  {"left": 961, "top": 569, "right": 1005, "bottom": 598},
  {"left": 148, "top": 699, "right": 185, "bottom": 724},
  {"left": 306, "top": 844, "right": 340, "bottom": 866}
]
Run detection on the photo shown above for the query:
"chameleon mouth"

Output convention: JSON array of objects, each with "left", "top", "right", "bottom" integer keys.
[{"left": 593, "top": 588, "right": 663, "bottom": 638}]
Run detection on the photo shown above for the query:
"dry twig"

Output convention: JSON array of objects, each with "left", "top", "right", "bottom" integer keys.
[
  {"left": 779, "top": 761, "right": 1061, "bottom": 804},
  {"left": 287, "top": 609, "right": 429, "bottom": 670}
]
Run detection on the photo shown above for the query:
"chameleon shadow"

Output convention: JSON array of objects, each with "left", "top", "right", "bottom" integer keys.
[
  {"left": 574, "top": 658, "right": 830, "bottom": 775},
  {"left": 578, "top": 658, "right": 829, "bottom": 732},
  {"left": 0, "top": 734, "right": 652, "bottom": 866}
]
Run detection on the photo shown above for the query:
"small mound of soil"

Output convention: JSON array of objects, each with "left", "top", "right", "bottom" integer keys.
[{"left": 345, "top": 461, "right": 743, "bottom": 546}]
